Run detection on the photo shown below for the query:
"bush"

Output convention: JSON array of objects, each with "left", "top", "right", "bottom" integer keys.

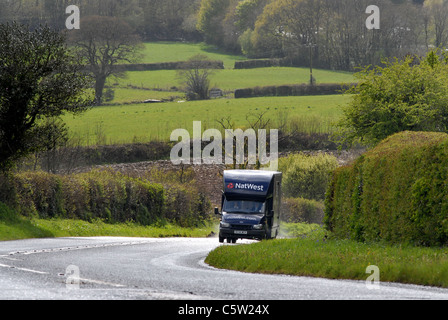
[
  {"left": 0, "top": 169, "right": 211, "bottom": 228},
  {"left": 0, "top": 201, "right": 19, "bottom": 222},
  {"left": 178, "top": 55, "right": 214, "bottom": 101},
  {"left": 334, "top": 51, "right": 448, "bottom": 148},
  {"left": 324, "top": 131, "right": 448, "bottom": 246},
  {"left": 282, "top": 197, "right": 324, "bottom": 224},
  {"left": 279, "top": 153, "right": 339, "bottom": 201}
]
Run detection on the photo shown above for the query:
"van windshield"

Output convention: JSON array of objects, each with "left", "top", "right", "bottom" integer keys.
[{"left": 223, "top": 200, "right": 265, "bottom": 214}]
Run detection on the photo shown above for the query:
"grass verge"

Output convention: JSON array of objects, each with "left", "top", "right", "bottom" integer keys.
[
  {"left": 0, "top": 202, "right": 217, "bottom": 241},
  {"left": 0, "top": 218, "right": 217, "bottom": 241},
  {"left": 205, "top": 224, "right": 448, "bottom": 288}
]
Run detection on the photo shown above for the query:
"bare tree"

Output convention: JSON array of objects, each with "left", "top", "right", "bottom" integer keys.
[
  {"left": 216, "top": 111, "right": 271, "bottom": 169},
  {"left": 178, "top": 54, "right": 214, "bottom": 100},
  {"left": 425, "top": 0, "right": 448, "bottom": 48},
  {"left": 69, "top": 15, "right": 143, "bottom": 105}
]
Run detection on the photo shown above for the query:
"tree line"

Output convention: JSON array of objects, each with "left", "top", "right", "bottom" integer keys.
[
  {"left": 3, "top": 0, "right": 448, "bottom": 70},
  {"left": 0, "top": 0, "right": 202, "bottom": 41},
  {"left": 197, "top": 0, "right": 440, "bottom": 70}
]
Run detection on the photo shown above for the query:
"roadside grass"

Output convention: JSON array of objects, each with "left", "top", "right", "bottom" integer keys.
[
  {"left": 0, "top": 218, "right": 217, "bottom": 241},
  {"left": 0, "top": 199, "right": 216, "bottom": 241},
  {"left": 31, "top": 219, "right": 217, "bottom": 239},
  {"left": 0, "top": 218, "right": 54, "bottom": 241},
  {"left": 63, "top": 95, "right": 349, "bottom": 145},
  {"left": 205, "top": 224, "right": 448, "bottom": 288}
]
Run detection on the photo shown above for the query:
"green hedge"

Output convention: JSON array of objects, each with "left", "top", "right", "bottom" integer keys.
[
  {"left": 234, "top": 83, "right": 353, "bottom": 98},
  {"left": 0, "top": 169, "right": 210, "bottom": 227},
  {"left": 234, "top": 58, "right": 286, "bottom": 69},
  {"left": 279, "top": 153, "right": 339, "bottom": 201},
  {"left": 112, "top": 60, "right": 224, "bottom": 71},
  {"left": 324, "top": 131, "right": 448, "bottom": 246},
  {"left": 282, "top": 197, "right": 324, "bottom": 224}
]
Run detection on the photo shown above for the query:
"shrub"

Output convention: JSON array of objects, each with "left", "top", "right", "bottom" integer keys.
[
  {"left": 0, "top": 201, "right": 19, "bottom": 222},
  {"left": 282, "top": 197, "right": 324, "bottom": 224},
  {"left": 324, "top": 131, "right": 448, "bottom": 246},
  {"left": 279, "top": 153, "right": 339, "bottom": 201},
  {"left": 0, "top": 169, "right": 211, "bottom": 228},
  {"left": 178, "top": 55, "right": 214, "bottom": 101},
  {"left": 334, "top": 51, "right": 448, "bottom": 148}
]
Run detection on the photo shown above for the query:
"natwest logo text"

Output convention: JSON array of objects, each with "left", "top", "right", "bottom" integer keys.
[{"left": 232, "top": 182, "right": 264, "bottom": 192}]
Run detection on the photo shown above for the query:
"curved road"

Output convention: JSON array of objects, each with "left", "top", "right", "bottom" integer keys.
[{"left": 0, "top": 237, "right": 448, "bottom": 300}]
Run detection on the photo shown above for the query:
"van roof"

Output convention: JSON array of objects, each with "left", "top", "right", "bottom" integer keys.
[{"left": 223, "top": 170, "right": 282, "bottom": 199}]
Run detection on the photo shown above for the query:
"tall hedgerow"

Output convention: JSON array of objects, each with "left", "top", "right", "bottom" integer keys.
[
  {"left": 325, "top": 131, "right": 448, "bottom": 246},
  {"left": 0, "top": 169, "right": 211, "bottom": 227}
]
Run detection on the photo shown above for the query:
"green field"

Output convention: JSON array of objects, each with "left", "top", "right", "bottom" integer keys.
[
  {"left": 117, "top": 67, "right": 354, "bottom": 92},
  {"left": 138, "top": 41, "right": 247, "bottom": 69},
  {"left": 63, "top": 95, "right": 350, "bottom": 145},
  {"left": 62, "top": 41, "right": 355, "bottom": 145},
  {"left": 113, "top": 42, "right": 353, "bottom": 92}
]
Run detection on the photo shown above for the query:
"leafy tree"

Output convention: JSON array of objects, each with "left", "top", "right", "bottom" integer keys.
[
  {"left": 334, "top": 50, "right": 448, "bottom": 147},
  {"left": 0, "top": 22, "right": 93, "bottom": 172},
  {"left": 140, "top": 0, "right": 200, "bottom": 40},
  {"left": 234, "top": 0, "right": 270, "bottom": 32},
  {"left": 196, "top": 0, "right": 232, "bottom": 46}
]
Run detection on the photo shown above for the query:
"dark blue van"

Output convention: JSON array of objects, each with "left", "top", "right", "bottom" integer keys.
[{"left": 215, "top": 170, "right": 282, "bottom": 243}]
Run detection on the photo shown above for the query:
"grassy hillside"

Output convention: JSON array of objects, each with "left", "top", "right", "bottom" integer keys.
[
  {"left": 62, "top": 41, "right": 354, "bottom": 145},
  {"left": 138, "top": 42, "right": 246, "bottom": 69},
  {"left": 112, "top": 42, "right": 354, "bottom": 93}
]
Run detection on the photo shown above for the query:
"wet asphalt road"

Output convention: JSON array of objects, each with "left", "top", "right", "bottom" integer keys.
[{"left": 0, "top": 237, "right": 448, "bottom": 300}]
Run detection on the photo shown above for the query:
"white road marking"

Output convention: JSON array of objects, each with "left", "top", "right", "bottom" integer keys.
[
  {"left": 0, "top": 263, "right": 48, "bottom": 275},
  {"left": 78, "top": 278, "right": 126, "bottom": 288}
]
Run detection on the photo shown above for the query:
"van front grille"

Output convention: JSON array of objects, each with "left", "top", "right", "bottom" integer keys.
[{"left": 231, "top": 224, "right": 252, "bottom": 230}]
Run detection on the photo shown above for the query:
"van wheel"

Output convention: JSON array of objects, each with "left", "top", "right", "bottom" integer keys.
[{"left": 219, "top": 236, "right": 224, "bottom": 243}]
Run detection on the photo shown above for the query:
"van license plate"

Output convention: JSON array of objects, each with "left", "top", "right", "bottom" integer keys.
[{"left": 234, "top": 230, "right": 248, "bottom": 235}]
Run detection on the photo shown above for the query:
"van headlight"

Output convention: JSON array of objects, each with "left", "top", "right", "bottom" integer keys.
[
  {"left": 220, "top": 222, "right": 231, "bottom": 228},
  {"left": 253, "top": 224, "right": 264, "bottom": 230}
]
